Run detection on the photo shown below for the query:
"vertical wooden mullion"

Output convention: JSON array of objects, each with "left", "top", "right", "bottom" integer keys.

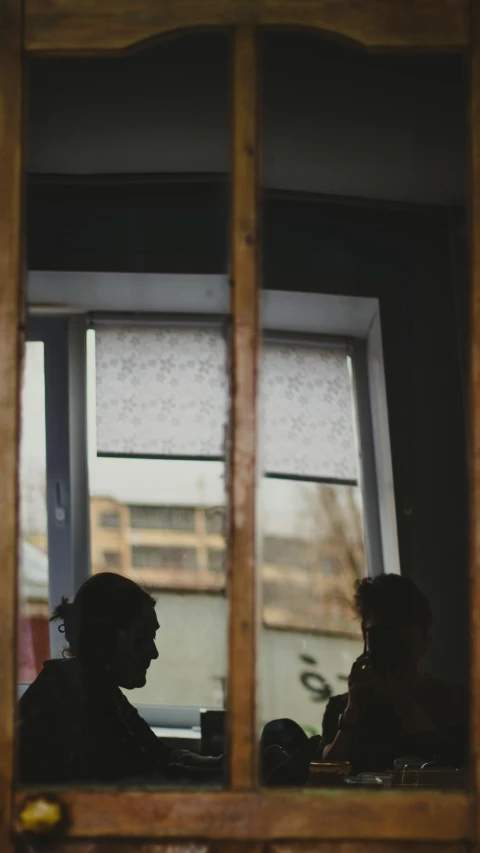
[
  {"left": 228, "top": 24, "right": 260, "bottom": 791},
  {"left": 0, "top": 0, "right": 24, "bottom": 849},
  {"left": 472, "top": 0, "right": 480, "bottom": 845}
]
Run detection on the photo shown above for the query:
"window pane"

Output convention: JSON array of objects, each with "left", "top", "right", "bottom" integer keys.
[
  {"left": 259, "top": 30, "right": 468, "bottom": 791},
  {"left": 208, "top": 549, "right": 225, "bottom": 574},
  {"left": 206, "top": 507, "right": 225, "bottom": 535},
  {"left": 261, "top": 481, "right": 365, "bottom": 634},
  {"left": 129, "top": 505, "right": 196, "bottom": 531},
  {"left": 258, "top": 335, "right": 368, "bottom": 784},
  {"left": 131, "top": 545, "right": 198, "bottom": 571},
  {"left": 99, "top": 511, "right": 121, "bottom": 528},
  {"left": 102, "top": 550, "right": 122, "bottom": 570},
  {"left": 259, "top": 339, "right": 362, "bottom": 736},
  {"left": 21, "top": 30, "right": 230, "bottom": 791},
  {"left": 19, "top": 342, "right": 50, "bottom": 685}
]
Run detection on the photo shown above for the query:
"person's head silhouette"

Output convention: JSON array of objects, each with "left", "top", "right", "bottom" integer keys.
[
  {"left": 354, "top": 574, "right": 432, "bottom": 677},
  {"left": 51, "top": 572, "right": 159, "bottom": 689}
]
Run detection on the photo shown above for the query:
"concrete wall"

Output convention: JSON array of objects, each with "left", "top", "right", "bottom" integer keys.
[
  {"left": 260, "top": 625, "right": 362, "bottom": 732},
  {"left": 128, "top": 591, "right": 362, "bottom": 733},
  {"left": 128, "top": 592, "right": 228, "bottom": 709}
]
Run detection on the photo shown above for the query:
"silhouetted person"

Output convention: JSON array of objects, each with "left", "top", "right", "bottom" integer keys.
[
  {"left": 321, "top": 574, "right": 468, "bottom": 773},
  {"left": 261, "top": 717, "right": 318, "bottom": 785},
  {"left": 261, "top": 575, "right": 468, "bottom": 785},
  {"left": 19, "top": 572, "right": 220, "bottom": 784}
]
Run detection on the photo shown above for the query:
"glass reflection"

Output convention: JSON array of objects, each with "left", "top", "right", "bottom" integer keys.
[
  {"left": 19, "top": 572, "right": 223, "bottom": 784},
  {"left": 261, "top": 573, "right": 468, "bottom": 788},
  {"left": 18, "top": 323, "right": 228, "bottom": 787},
  {"left": 259, "top": 28, "right": 468, "bottom": 790},
  {"left": 20, "top": 30, "right": 230, "bottom": 789}
]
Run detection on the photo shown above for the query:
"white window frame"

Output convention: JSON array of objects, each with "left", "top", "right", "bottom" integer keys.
[
  {"left": 262, "top": 288, "right": 400, "bottom": 577},
  {"left": 26, "top": 315, "right": 90, "bottom": 658}
]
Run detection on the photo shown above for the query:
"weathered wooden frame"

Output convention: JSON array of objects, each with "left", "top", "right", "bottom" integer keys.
[{"left": 0, "top": 0, "right": 477, "bottom": 851}]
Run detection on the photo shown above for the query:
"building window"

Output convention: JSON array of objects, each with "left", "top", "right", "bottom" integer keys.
[
  {"left": 129, "top": 504, "right": 196, "bottom": 531},
  {"left": 99, "top": 511, "right": 121, "bottom": 529},
  {"left": 206, "top": 508, "right": 225, "bottom": 535},
  {"left": 263, "top": 536, "right": 310, "bottom": 569},
  {"left": 263, "top": 579, "right": 309, "bottom": 612},
  {"left": 131, "top": 545, "right": 197, "bottom": 570},
  {"left": 320, "top": 555, "right": 342, "bottom": 576},
  {"left": 102, "top": 551, "right": 122, "bottom": 569},
  {"left": 263, "top": 579, "right": 278, "bottom": 608},
  {"left": 208, "top": 548, "right": 225, "bottom": 573}
]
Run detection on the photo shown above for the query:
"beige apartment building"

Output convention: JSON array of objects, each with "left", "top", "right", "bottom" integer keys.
[
  {"left": 20, "top": 493, "right": 363, "bottom": 681},
  {"left": 90, "top": 496, "right": 363, "bottom": 635},
  {"left": 90, "top": 497, "right": 226, "bottom": 593}
]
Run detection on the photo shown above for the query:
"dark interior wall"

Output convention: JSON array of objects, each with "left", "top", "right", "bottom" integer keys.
[
  {"left": 375, "top": 217, "right": 468, "bottom": 685},
  {"left": 261, "top": 34, "right": 467, "bottom": 204},
  {"left": 27, "top": 31, "right": 469, "bottom": 686},
  {"left": 28, "top": 34, "right": 230, "bottom": 175},
  {"left": 27, "top": 177, "right": 229, "bottom": 274},
  {"left": 29, "top": 32, "right": 466, "bottom": 205}
]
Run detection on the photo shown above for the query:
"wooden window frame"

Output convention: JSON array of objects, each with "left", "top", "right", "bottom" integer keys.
[{"left": 0, "top": 0, "right": 477, "bottom": 850}]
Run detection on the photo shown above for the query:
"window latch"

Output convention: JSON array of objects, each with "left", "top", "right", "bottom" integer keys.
[{"left": 54, "top": 481, "right": 67, "bottom": 525}]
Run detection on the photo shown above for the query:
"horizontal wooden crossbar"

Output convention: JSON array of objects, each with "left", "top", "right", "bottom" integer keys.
[
  {"left": 25, "top": 0, "right": 469, "bottom": 55},
  {"left": 14, "top": 790, "right": 472, "bottom": 841}
]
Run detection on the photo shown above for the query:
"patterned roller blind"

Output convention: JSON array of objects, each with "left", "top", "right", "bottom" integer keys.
[
  {"left": 95, "top": 324, "right": 228, "bottom": 459},
  {"left": 261, "top": 342, "right": 357, "bottom": 482},
  {"left": 95, "top": 325, "right": 357, "bottom": 481}
]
